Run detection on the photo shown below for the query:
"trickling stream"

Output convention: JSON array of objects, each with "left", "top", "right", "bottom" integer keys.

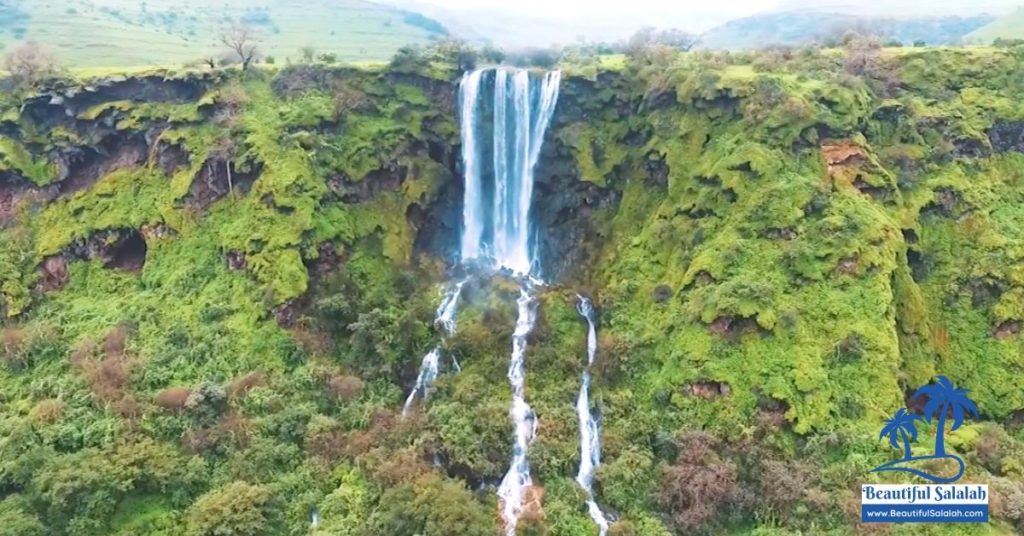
[
  {"left": 576, "top": 296, "right": 610, "bottom": 535},
  {"left": 459, "top": 67, "right": 561, "bottom": 534},
  {"left": 402, "top": 280, "right": 466, "bottom": 415},
  {"left": 405, "top": 67, "right": 565, "bottom": 533}
]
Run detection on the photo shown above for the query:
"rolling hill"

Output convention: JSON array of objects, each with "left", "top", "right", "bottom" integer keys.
[
  {"left": 0, "top": 0, "right": 447, "bottom": 68},
  {"left": 699, "top": 10, "right": 995, "bottom": 49},
  {"left": 967, "top": 6, "right": 1024, "bottom": 43}
]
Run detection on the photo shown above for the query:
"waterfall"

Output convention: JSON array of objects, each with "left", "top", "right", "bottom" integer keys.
[
  {"left": 402, "top": 280, "right": 466, "bottom": 415},
  {"left": 459, "top": 68, "right": 561, "bottom": 276},
  {"left": 455, "top": 67, "right": 561, "bottom": 533},
  {"left": 497, "top": 286, "right": 539, "bottom": 534},
  {"left": 576, "top": 296, "right": 609, "bottom": 535}
]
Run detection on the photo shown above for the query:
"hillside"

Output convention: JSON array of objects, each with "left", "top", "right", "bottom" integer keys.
[
  {"left": 0, "top": 0, "right": 446, "bottom": 67},
  {"left": 700, "top": 10, "right": 994, "bottom": 49},
  {"left": 968, "top": 6, "right": 1024, "bottom": 43},
  {"left": 2, "top": 44, "right": 1024, "bottom": 535}
]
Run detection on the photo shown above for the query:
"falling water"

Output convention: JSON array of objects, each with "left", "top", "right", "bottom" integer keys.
[
  {"left": 458, "top": 67, "right": 561, "bottom": 533},
  {"left": 497, "top": 287, "right": 539, "bottom": 534},
  {"left": 459, "top": 68, "right": 561, "bottom": 275},
  {"left": 402, "top": 280, "right": 467, "bottom": 415},
  {"left": 576, "top": 296, "right": 610, "bottom": 534}
]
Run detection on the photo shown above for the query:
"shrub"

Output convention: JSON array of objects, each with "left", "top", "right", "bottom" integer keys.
[
  {"left": 155, "top": 387, "right": 193, "bottom": 410},
  {"left": 656, "top": 432, "right": 741, "bottom": 533},
  {"left": 2, "top": 41, "right": 62, "bottom": 89},
  {"left": 327, "top": 374, "right": 364, "bottom": 402},
  {"left": 185, "top": 481, "right": 277, "bottom": 536},
  {"left": 228, "top": 371, "right": 267, "bottom": 399},
  {"left": 185, "top": 381, "right": 228, "bottom": 423}
]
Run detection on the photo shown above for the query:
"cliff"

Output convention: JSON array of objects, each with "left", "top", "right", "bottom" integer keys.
[{"left": 2, "top": 46, "right": 1024, "bottom": 535}]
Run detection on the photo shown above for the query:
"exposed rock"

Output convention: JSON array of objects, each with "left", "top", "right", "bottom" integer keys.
[
  {"left": 184, "top": 159, "right": 260, "bottom": 209},
  {"left": 155, "top": 140, "right": 190, "bottom": 176},
  {"left": 103, "top": 230, "right": 148, "bottom": 272},
  {"left": 273, "top": 300, "right": 301, "bottom": 327},
  {"left": 652, "top": 284, "right": 673, "bottom": 303},
  {"left": 921, "top": 187, "right": 962, "bottom": 219},
  {"left": 60, "top": 228, "right": 148, "bottom": 272},
  {"left": 835, "top": 256, "right": 858, "bottom": 275},
  {"left": 331, "top": 164, "right": 406, "bottom": 203},
  {"left": 993, "top": 320, "right": 1020, "bottom": 340},
  {"left": 686, "top": 381, "right": 731, "bottom": 399},
  {"left": 39, "top": 256, "right": 69, "bottom": 291},
  {"left": 57, "top": 134, "right": 149, "bottom": 196},
  {"left": 226, "top": 251, "right": 246, "bottom": 271},
  {"left": 709, "top": 315, "right": 766, "bottom": 342},
  {"left": 987, "top": 121, "right": 1024, "bottom": 153}
]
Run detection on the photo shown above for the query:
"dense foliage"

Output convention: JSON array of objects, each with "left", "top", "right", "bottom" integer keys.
[{"left": 2, "top": 42, "right": 1024, "bottom": 535}]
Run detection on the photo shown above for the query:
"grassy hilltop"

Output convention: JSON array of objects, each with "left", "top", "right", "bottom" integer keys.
[
  {"left": 0, "top": 0, "right": 446, "bottom": 67},
  {"left": 1, "top": 40, "right": 1024, "bottom": 535}
]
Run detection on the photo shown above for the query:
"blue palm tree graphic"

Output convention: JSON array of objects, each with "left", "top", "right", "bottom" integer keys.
[
  {"left": 871, "top": 376, "right": 978, "bottom": 483},
  {"left": 913, "top": 375, "right": 979, "bottom": 457},
  {"left": 879, "top": 408, "right": 920, "bottom": 460}
]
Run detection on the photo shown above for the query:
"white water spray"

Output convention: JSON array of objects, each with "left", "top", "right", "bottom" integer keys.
[
  {"left": 497, "top": 286, "right": 539, "bottom": 535},
  {"left": 576, "top": 296, "right": 610, "bottom": 534},
  {"left": 402, "top": 280, "right": 466, "bottom": 415},
  {"left": 459, "top": 68, "right": 561, "bottom": 275},
  {"left": 456, "top": 68, "right": 561, "bottom": 532}
]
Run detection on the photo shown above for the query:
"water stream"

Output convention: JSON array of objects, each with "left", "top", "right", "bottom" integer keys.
[{"left": 576, "top": 296, "right": 610, "bottom": 535}]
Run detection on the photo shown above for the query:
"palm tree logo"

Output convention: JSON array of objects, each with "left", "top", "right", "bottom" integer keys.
[
  {"left": 879, "top": 408, "right": 920, "bottom": 460},
  {"left": 871, "top": 376, "right": 978, "bottom": 483}
]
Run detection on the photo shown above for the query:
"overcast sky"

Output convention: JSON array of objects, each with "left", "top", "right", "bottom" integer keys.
[{"left": 417, "top": 0, "right": 781, "bottom": 18}]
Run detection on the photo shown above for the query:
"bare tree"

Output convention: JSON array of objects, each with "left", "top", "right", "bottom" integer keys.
[
  {"left": 3, "top": 41, "right": 62, "bottom": 87},
  {"left": 220, "top": 24, "right": 261, "bottom": 70}
]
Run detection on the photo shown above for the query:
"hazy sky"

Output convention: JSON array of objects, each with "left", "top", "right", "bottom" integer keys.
[{"left": 417, "top": 0, "right": 781, "bottom": 18}]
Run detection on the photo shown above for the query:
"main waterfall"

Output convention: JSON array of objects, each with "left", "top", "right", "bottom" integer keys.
[
  {"left": 459, "top": 67, "right": 561, "bottom": 535},
  {"left": 459, "top": 68, "right": 561, "bottom": 275}
]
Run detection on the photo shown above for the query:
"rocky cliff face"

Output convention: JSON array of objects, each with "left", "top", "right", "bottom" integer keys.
[{"left": 3, "top": 48, "right": 1024, "bottom": 535}]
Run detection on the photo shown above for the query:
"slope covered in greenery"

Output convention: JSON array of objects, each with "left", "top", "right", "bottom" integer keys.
[
  {"left": 967, "top": 7, "right": 1024, "bottom": 43},
  {"left": 0, "top": 0, "right": 446, "bottom": 67},
  {"left": 2, "top": 43, "right": 1024, "bottom": 535}
]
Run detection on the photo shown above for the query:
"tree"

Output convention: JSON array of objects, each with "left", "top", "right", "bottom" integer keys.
[
  {"left": 912, "top": 376, "right": 978, "bottom": 456},
  {"left": 299, "top": 45, "right": 315, "bottom": 63},
  {"left": 3, "top": 41, "right": 62, "bottom": 88},
  {"left": 220, "top": 24, "right": 261, "bottom": 70},
  {"left": 879, "top": 408, "right": 920, "bottom": 459}
]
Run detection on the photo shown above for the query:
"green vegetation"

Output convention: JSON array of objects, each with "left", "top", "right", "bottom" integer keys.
[
  {"left": 2, "top": 40, "right": 1024, "bottom": 535},
  {"left": 967, "top": 7, "right": 1024, "bottom": 43},
  {"left": 0, "top": 0, "right": 446, "bottom": 67}
]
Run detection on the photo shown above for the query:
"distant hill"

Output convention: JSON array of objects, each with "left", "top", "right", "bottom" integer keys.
[
  {"left": 0, "top": 0, "right": 447, "bottom": 67},
  {"left": 966, "top": 6, "right": 1024, "bottom": 43},
  {"left": 699, "top": 10, "right": 995, "bottom": 49}
]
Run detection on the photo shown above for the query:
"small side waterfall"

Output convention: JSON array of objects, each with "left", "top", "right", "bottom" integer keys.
[
  {"left": 402, "top": 280, "right": 466, "bottom": 415},
  {"left": 576, "top": 296, "right": 609, "bottom": 535},
  {"left": 497, "top": 286, "right": 539, "bottom": 534}
]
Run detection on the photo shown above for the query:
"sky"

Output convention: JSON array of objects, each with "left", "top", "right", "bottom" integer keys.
[{"left": 416, "top": 0, "right": 781, "bottom": 18}]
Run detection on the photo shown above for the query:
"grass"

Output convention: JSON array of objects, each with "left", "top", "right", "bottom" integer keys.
[
  {"left": 0, "top": 0, "right": 445, "bottom": 68},
  {"left": 967, "top": 7, "right": 1024, "bottom": 42}
]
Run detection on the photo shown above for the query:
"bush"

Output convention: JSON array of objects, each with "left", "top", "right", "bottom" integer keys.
[
  {"left": 2, "top": 41, "right": 62, "bottom": 89},
  {"left": 186, "top": 481, "right": 277, "bottom": 536},
  {"left": 656, "top": 432, "right": 741, "bottom": 533}
]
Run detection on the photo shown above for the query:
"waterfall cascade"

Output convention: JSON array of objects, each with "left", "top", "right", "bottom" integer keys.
[
  {"left": 407, "top": 67, "right": 567, "bottom": 534},
  {"left": 402, "top": 280, "right": 466, "bottom": 415},
  {"left": 576, "top": 296, "right": 610, "bottom": 535},
  {"left": 459, "top": 67, "right": 561, "bottom": 534},
  {"left": 496, "top": 287, "right": 539, "bottom": 533},
  {"left": 459, "top": 68, "right": 561, "bottom": 274}
]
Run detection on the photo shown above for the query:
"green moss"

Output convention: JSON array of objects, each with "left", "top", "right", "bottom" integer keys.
[{"left": 0, "top": 136, "right": 59, "bottom": 186}]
